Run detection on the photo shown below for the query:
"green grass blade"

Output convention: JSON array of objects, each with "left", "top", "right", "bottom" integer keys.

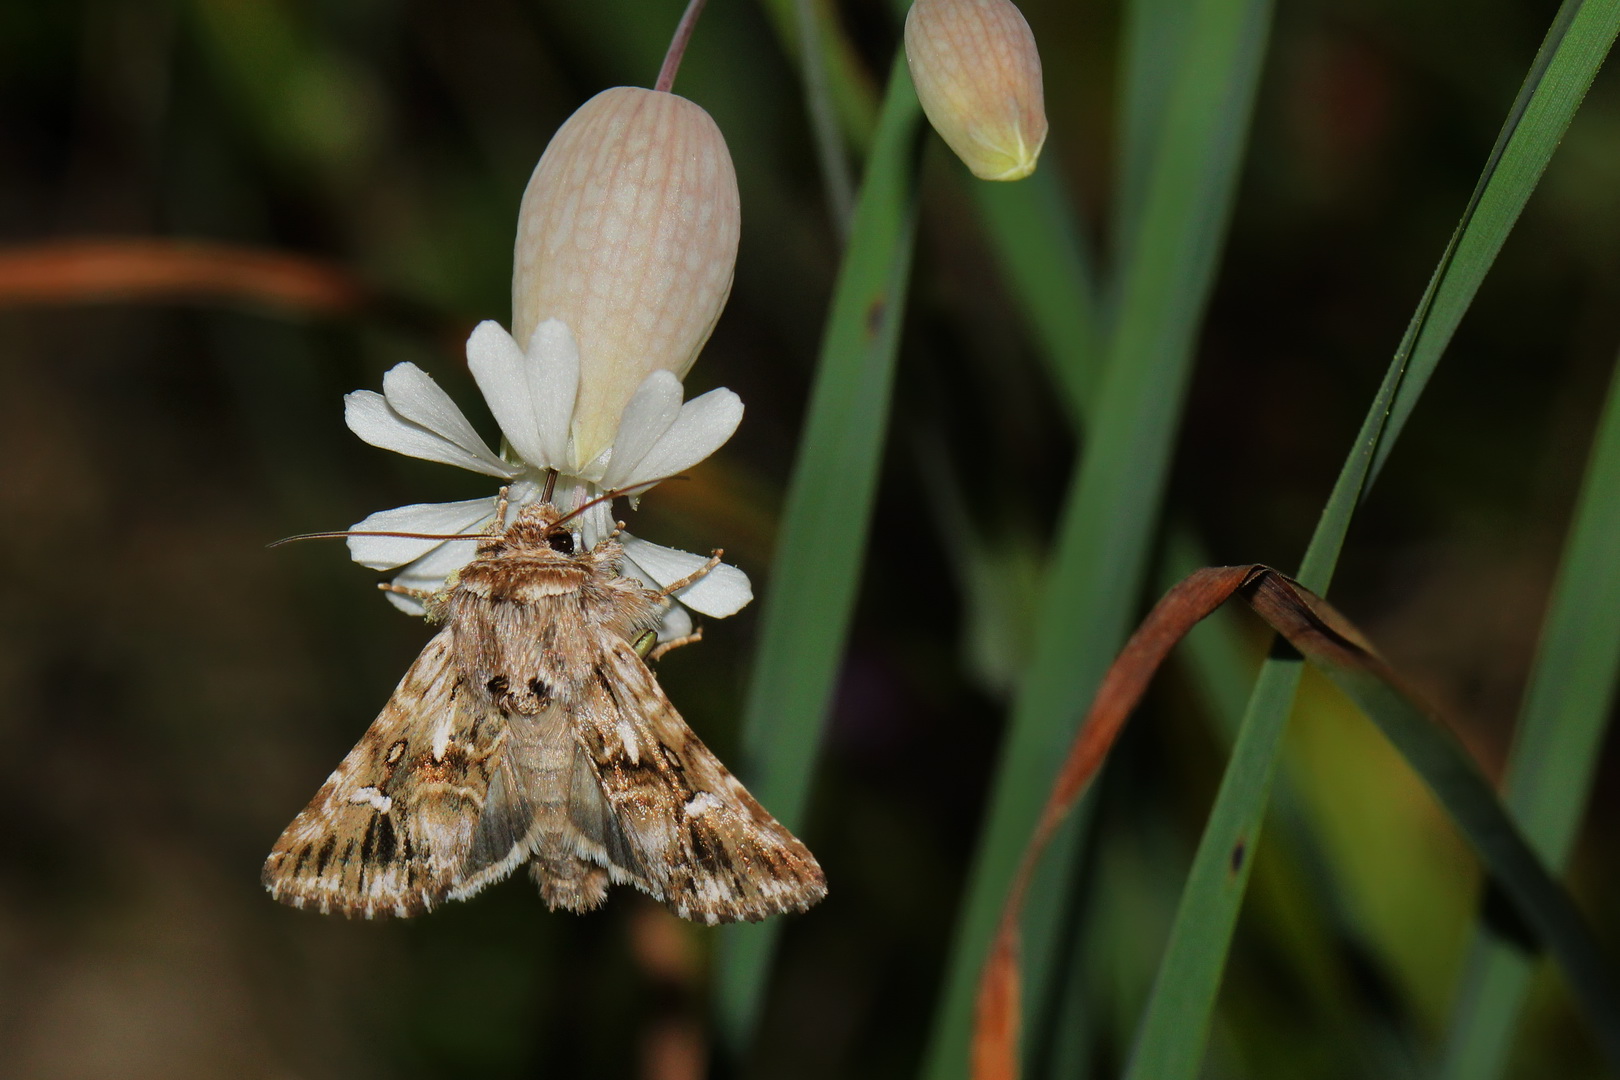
[
  {"left": 1161, "top": 529, "right": 1423, "bottom": 1072},
  {"left": 752, "top": 0, "right": 879, "bottom": 153},
  {"left": 920, "top": 2, "right": 1276, "bottom": 1076},
  {"left": 977, "top": 26, "right": 1398, "bottom": 1072},
  {"left": 791, "top": 0, "right": 858, "bottom": 236},
  {"left": 1317, "top": 661, "right": 1620, "bottom": 1069},
  {"left": 1439, "top": 348, "right": 1620, "bottom": 1078},
  {"left": 1125, "top": 3, "right": 1620, "bottom": 1076},
  {"left": 1371, "top": 0, "right": 1620, "bottom": 483},
  {"left": 969, "top": 168, "right": 1102, "bottom": 417},
  {"left": 1236, "top": 570, "right": 1620, "bottom": 1062},
  {"left": 712, "top": 53, "right": 922, "bottom": 1049},
  {"left": 1112, "top": 0, "right": 1198, "bottom": 278}
]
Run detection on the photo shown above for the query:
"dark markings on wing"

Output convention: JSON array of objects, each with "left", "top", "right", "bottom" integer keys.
[
  {"left": 569, "top": 639, "right": 827, "bottom": 924},
  {"left": 262, "top": 628, "right": 515, "bottom": 918}
]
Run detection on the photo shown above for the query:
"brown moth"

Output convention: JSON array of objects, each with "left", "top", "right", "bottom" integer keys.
[{"left": 263, "top": 498, "right": 825, "bottom": 924}]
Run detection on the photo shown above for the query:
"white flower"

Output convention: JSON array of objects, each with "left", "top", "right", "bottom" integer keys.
[
  {"left": 343, "top": 316, "right": 752, "bottom": 632},
  {"left": 339, "top": 85, "right": 750, "bottom": 636},
  {"left": 511, "top": 87, "right": 741, "bottom": 467}
]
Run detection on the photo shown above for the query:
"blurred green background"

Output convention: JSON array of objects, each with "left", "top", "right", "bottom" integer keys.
[{"left": 1, "top": 0, "right": 1617, "bottom": 1078}]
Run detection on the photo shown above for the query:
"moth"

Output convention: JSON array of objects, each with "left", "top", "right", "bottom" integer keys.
[{"left": 263, "top": 494, "right": 825, "bottom": 924}]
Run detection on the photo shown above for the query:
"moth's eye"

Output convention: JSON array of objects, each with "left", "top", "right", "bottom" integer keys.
[{"left": 546, "top": 531, "right": 577, "bottom": 555}]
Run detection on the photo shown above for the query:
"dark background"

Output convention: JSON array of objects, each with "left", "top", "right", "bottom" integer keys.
[{"left": 1, "top": 0, "right": 1617, "bottom": 1077}]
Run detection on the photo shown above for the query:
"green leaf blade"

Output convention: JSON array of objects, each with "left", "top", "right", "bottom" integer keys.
[
  {"left": 1440, "top": 346, "right": 1620, "bottom": 1078},
  {"left": 921, "top": 0, "right": 1277, "bottom": 1075},
  {"left": 713, "top": 53, "right": 922, "bottom": 1049},
  {"left": 1127, "top": 4, "right": 1620, "bottom": 1077}
]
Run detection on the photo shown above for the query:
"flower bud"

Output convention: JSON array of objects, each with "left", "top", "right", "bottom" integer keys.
[
  {"left": 904, "top": 0, "right": 1047, "bottom": 181},
  {"left": 512, "top": 87, "right": 741, "bottom": 468}
]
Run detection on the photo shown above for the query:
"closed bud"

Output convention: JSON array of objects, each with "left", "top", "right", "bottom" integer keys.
[
  {"left": 512, "top": 86, "right": 741, "bottom": 466},
  {"left": 904, "top": 0, "right": 1047, "bottom": 181}
]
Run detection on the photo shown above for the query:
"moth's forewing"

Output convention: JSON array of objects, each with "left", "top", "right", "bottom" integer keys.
[
  {"left": 262, "top": 628, "right": 514, "bottom": 917},
  {"left": 570, "top": 639, "right": 827, "bottom": 924}
]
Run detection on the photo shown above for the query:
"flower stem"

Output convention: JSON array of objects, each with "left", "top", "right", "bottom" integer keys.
[{"left": 654, "top": 0, "right": 709, "bottom": 93}]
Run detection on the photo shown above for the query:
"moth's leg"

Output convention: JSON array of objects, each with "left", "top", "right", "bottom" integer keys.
[
  {"left": 647, "top": 626, "right": 703, "bottom": 661},
  {"left": 378, "top": 582, "right": 437, "bottom": 602},
  {"left": 653, "top": 550, "right": 723, "bottom": 598},
  {"left": 492, "top": 486, "right": 512, "bottom": 531}
]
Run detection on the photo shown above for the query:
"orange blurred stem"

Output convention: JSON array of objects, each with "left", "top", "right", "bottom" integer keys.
[
  {"left": 654, "top": 0, "right": 710, "bottom": 93},
  {"left": 0, "top": 238, "right": 371, "bottom": 314},
  {"left": 0, "top": 237, "right": 456, "bottom": 348}
]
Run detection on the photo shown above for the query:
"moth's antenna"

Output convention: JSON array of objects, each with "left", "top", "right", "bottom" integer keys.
[
  {"left": 271, "top": 474, "right": 689, "bottom": 547},
  {"left": 267, "top": 530, "right": 489, "bottom": 549},
  {"left": 552, "top": 474, "right": 688, "bottom": 530}
]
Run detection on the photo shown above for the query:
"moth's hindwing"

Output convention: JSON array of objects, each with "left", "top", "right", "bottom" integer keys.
[
  {"left": 572, "top": 639, "right": 828, "bottom": 924},
  {"left": 263, "top": 627, "right": 516, "bottom": 918},
  {"left": 459, "top": 694, "right": 655, "bottom": 913}
]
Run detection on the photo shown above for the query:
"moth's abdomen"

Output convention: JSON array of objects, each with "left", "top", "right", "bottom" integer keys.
[{"left": 529, "top": 855, "right": 612, "bottom": 912}]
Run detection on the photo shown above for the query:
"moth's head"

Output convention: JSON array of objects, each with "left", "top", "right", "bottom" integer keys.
[{"left": 500, "top": 501, "right": 584, "bottom": 558}]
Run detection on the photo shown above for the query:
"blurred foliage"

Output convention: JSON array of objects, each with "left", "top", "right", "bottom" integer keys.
[{"left": 0, "top": 1, "right": 1617, "bottom": 1078}]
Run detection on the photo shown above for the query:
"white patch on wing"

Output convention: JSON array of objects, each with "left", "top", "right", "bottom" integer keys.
[
  {"left": 683, "top": 792, "right": 722, "bottom": 817},
  {"left": 430, "top": 710, "right": 454, "bottom": 761},
  {"left": 348, "top": 786, "right": 393, "bottom": 813},
  {"left": 754, "top": 877, "right": 793, "bottom": 898},
  {"left": 616, "top": 718, "right": 640, "bottom": 764}
]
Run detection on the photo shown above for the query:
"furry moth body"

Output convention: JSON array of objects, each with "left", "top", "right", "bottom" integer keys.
[{"left": 263, "top": 502, "right": 825, "bottom": 924}]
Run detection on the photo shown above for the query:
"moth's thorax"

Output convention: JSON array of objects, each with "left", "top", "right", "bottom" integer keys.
[
  {"left": 441, "top": 503, "right": 655, "bottom": 716},
  {"left": 455, "top": 557, "right": 588, "bottom": 602}
]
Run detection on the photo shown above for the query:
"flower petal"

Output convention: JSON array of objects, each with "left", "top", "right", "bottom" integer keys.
[
  {"left": 529, "top": 320, "right": 582, "bottom": 469},
  {"left": 346, "top": 497, "right": 496, "bottom": 570},
  {"left": 655, "top": 602, "right": 694, "bottom": 644},
  {"left": 467, "top": 319, "right": 578, "bottom": 468},
  {"left": 380, "top": 363, "right": 514, "bottom": 475},
  {"left": 614, "top": 388, "right": 743, "bottom": 490},
  {"left": 621, "top": 534, "right": 752, "bottom": 617},
  {"left": 599, "top": 370, "right": 683, "bottom": 491},
  {"left": 346, "top": 387, "right": 518, "bottom": 478}
]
